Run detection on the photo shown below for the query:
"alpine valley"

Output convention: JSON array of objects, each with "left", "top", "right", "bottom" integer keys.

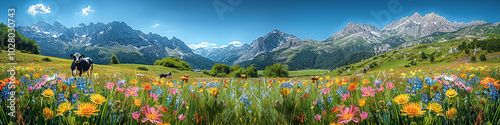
[{"left": 16, "top": 12, "right": 500, "bottom": 70}]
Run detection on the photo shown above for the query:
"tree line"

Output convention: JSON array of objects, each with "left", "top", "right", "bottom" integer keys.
[{"left": 0, "top": 23, "right": 40, "bottom": 54}]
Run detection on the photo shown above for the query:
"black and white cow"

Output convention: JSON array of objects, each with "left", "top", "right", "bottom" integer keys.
[
  {"left": 159, "top": 72, "right": 172, "bottom": 79},
  {"left": 70, "top": 52, "right": 94, "bottom": 80}
]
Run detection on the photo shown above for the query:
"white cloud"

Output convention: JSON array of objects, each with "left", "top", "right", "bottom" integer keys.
[
  {"left": 81, "top": 6, "right": 95, "bottom": 16},
  {"left": 152, "top": 23, "right": 160, "bottom": 28},
  {"left": 28, "top": 4, "right": 51, "bottom": 16},
  {"left": 188, "top": 42, "right": 217, "bottom": 49}
]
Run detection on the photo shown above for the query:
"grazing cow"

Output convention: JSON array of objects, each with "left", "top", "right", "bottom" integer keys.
[
  {"left": 159, "top": 72, "right": 172, "bottom": 79},
  {"left": 70, "top": 52, "right": 94, "bottom": 80}
]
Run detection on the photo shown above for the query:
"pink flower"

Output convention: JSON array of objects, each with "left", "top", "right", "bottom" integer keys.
[
  {"left": 149, "top": 93, "right": 159, "bottom": 101},
  {"left": 140, "top": 105, "right": 164, "bottom": 124},
  {"left": 131, "top": 111, "right": 140, "bottom": 120},
  {"left": 125, "top": 87, "right": 139, "bottom": 97},
  {"left": 385, "top": 82, "right": 395, "bottom": 90},
  {"left": 183, "top": 101, "right": 187, "bottom": 105},
  {"left": 173, "top": 110, "right": 177, "bottom": 115},
  {"left": 50, "top": 80, "right": 57, "bottom": 85},
  {"left": 341, "top": 92, "right": 350, "bottom": 101},
  {"left": 169, "top": 88, "right": 179, "bottom": 95},
  {"left": 376, "top": 85, "right": 384, "bottom": 93},
  {"left": 360, "top": 111, "right": 368, "bottom": 120},
  {"left": 27, "top": 86, "right": 34, "bottom": 93},
  {"left": 360, "top": 86, "right": 375, "bottom": 97},
  {"left": 116, "top": 86, "right": 123, "bottom": 92},
  {"left": 320, "top": 88, "right": 331, "bottom": 95},
  {"left": 313, "top": 101, "right": 318, "bottom": 105},
  {"left": 314, "top": 114, "right": 322, "bottom": 120},
  {"left": 105, "top": 82, "right": 114, "bottom": 90},
  {"left": 336, "top": 105, "right": 360, "bottom": 124},
  {"left": 443, "top": 81, "right": 450, "bottom": 85},
  {"left": 466, "top": 86, "right": 472, "bottom": 93},
  {"left": 178, "top": 114, "right": 186, "bottom": 120}
]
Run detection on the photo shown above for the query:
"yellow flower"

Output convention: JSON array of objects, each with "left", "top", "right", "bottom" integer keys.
[
  {"left": 90, "top": 94, "right": 106, "bottom": 105},
  {"left": 178, "top": 85, "right": 182, "bottom": 88},
  {"left": 362, "top": 79, "right": 370, "bottom": 85},
  {"left": 426, "top": 102, "right": 444, "bottom": 116},
  {"left": 244, "top": 83, "right": 248, "bottom": 88},
  {"left": 400, "top": 102, "right": 425, "bottom": 118},
  {"left": 296, "top": 87, "right": 301, "bottom": 92},
  {"left": 56, "top": 102, "right": 72, "bottom": 116},
  {"left": 279, "top": 88, "right": 291, "bottom": 98},
  {"left": 393, "top": 94, "right": 410, "bottom": 105},
  {"left": 43, "top": 88, "right": 55, "bottom": 98},
  {"left": 157, "top": 123, "right": 171, "bottom": 125},
  {"left": 446, "top": 107, "right": 457, "bottom": 119},
  {"left": 74, "top": 102, "right": 100, "bottom": 118},
  {"left": 209, "top": 87, "right": 220, "bottom": 97},
  {"left": 445, "top": 88, "right": 458, "bottom": 98},
  {"left": 130, "top": 79, "right": 138, "bottom": 85},
  {"left": 198, "top": 88, "right": 204, "bottom": 93},
  {"left": 326, "top": 76, "right": 331, "bottom": 81},
  {"left": 358, "top": 99, "right": 366, "bottom": 107},
  {"left": 43, "top": 107, "right": 54, "bottom": 119},
  {"left": 134, "top": 99, "right": 141, "bottom": 107}
]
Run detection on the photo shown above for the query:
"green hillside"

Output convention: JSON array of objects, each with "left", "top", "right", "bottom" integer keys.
[{"left": 328, "top": 34, "right": 500, "bottom": 76}]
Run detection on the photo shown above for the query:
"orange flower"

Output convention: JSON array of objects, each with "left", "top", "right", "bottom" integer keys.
[
  {"left": 130, "top": 79, "right": 138, "bottom": 85},
  {"left": 143, "top": 83, "right": 152, "bottom": 91},
  {"left": 348, "top": 84, "right": 358, "bottom": 91},
  {"left": 362, "top": 79, "right": 370, "bottom": 85}
]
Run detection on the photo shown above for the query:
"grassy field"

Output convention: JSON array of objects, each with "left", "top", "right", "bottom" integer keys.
[
  {"left": 0, "top": 51, "right": 213, "bottom": 80},
  {"left": 1, "top": 51, "right": 499, "bottom": 124}
]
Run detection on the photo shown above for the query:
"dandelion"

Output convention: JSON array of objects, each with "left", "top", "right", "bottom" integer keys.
[
  {"left": 130, "top": 79, "right": 138, "bottom": 85},
  {"left": 314, "top": 114, "right": 322, "bottom": 120},
  {"left": 56, "top": 102, "right": 72, "bottom": 116},
  {"left": 90, "top": 94, "right": 106, "bottom": 105},
  {"left": 74, "top": 102, "right": 100, "bottom": 118},
  {"left": 141, "top": 105, "right": 164, "bottom": 124},
  {"left": 446, "top": 107, "right": 457, "bottom": 119},
  {"left": 43, "top": 107, "right": 54, "bottom": 119},
  {"left": 134, "top": 99, "right": 141, "bottom": 107},
  {"left": 358, "top": 99, "right": 366, "bottom": 107},
  {"left": 132, "top": 111, "right": 140, "bottom": 120},
  {"left": 362, "top": 79, "right": 370, "bottom": 85},
  {"left": 125, "top": 87, "right": 139, "bottom": 97},
  {"left": 279, "top": 88, "right": 291, "bottom": 98},
  {"left": 445, "top": 88, "right": 458, "bottom": 98},
  {"left": 43, "top": 88, "right": 55, "bottom": 98},
  {"left": 393, "top": 94, "right": 410, "bottom": 105},
  {"left": 426, "top": 102, "right": 444, "bottom": 115},
  {"left": 400, "top": 102, "right": 425, "bottom": 118},
  {"left": 209, "top": 87, "right": 220, "bottom": 97},
  {"left": 336, "top": 105, "right": 360, "bottom": 124},
  {"left": 360, "top": 87, "right": 375, "bottom": 97}
]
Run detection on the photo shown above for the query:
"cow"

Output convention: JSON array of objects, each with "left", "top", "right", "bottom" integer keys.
[
  {"left": 70, "top": 52, "right": 94, "bottom": 81},
  {"left": 159, "top": 72, "right": 172, "bottom": 79}
]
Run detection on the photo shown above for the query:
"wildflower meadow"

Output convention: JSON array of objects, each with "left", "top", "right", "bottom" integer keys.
[{"left": 0, "top": 64, "right": 499, "bottom": 125}]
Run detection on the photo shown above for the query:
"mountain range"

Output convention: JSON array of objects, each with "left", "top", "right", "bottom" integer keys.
[
  {"left": 17, "top": 21, "right": 215, "bottom": 70},
  {"left": 193, "top": 12, "right": 499, "bottom": 70},
  {"left": 15, "top": 12, "right": 500, "bottom": 71}
]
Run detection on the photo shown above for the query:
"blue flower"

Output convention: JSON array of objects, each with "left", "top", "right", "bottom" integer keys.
[
  {"left": 1, "top": 86, "right": 11, "bottom": 100},
  {"left": 488, "top": 87, "right": 499, "bottom": 100}
]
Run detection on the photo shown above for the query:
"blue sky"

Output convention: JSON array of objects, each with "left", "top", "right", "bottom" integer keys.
[{"left": 2, "top": 0, "right": 500, "bottom": 49}]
